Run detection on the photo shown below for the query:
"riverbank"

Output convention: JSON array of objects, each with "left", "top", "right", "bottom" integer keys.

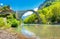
[{"left": 0, "top": 28, "right": 37, "bottom": 39}]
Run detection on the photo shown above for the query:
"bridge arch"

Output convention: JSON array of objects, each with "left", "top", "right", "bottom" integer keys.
[{"left": 16, "top": 10, "right": 41, "bottom": 23}]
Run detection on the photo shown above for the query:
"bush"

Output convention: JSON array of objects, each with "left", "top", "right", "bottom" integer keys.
[
  {"left": 6, "top": 13, "right": 20, "bottom": 27},
  {"left": 0, "top": 17, "right": 11, "bottom": 29},
  {"left": 7, "top": 18, "right": 20, "bottom": 28},
  {"left": 11, "top": 22, "right": 18, "bottom": 28},
  {"left": 0, "top": 18, "right": 6, "bottom": 27}
]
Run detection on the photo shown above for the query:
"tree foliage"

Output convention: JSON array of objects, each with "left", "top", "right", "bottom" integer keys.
[
  {"left": 0, "top": 5, "right": 21, "bottom": 29},
  {"left": 24, "top": 2, "right": 60, "bottom": 24},
  {"left": 0, "top": 5, "right": 11, "bottom": 12},
  {"left": 24, "top": 14, "right": 38, "bottom": 24}
]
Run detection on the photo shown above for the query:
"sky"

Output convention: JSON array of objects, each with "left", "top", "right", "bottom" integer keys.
[
  {"left": 23, "top": 11, "right": 33, "bottom": 16},
  {"left": 0, "top": 0, "right": 45, "bottom": 11},
  {"left": 22, "top": 11, "right": 33, "bottom": 19}
]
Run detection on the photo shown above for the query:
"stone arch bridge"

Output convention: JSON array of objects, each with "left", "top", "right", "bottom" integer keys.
[{"left": 16, "top": 10, "right": 41, "bottom": 23}]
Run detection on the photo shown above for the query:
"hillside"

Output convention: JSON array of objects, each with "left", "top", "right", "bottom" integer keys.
[
  {"left": 23, "top": 1, "right": 60, "bottom": 24},
  {"left": 38, "top": 0, "right": 60, "bottom": 9}
]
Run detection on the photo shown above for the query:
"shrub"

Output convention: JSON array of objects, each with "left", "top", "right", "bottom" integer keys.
[
  {"left": 0, "top": 18, "right": 6, "bottom": 27},
  {"left": 11, "top": 22, "right": 18, "bottom": 28}
]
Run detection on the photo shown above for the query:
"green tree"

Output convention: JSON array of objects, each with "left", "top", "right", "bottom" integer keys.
[{"left": 2, "top": 5, "right": 10, "bottom": 12}]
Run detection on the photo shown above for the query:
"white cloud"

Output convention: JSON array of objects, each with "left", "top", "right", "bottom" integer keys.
[
  {"left": 33, "top": 8, "right": 38, "bottom": 11},
  {"left": 23, "top": 11, "right": 33, "bottom": 16},
  {"left": 10, "top": 7, "right": 12, "bottom": 9},
  {"left": 0, "top": 3, "right": 3, "bottom": 6}
]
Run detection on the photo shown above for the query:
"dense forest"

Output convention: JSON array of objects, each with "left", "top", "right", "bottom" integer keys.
[{"left": 24, "top": 0, "right": 60, "bottom": 24}]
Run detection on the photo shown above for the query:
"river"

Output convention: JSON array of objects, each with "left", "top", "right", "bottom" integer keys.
[{"left": 16, "top": 24, "right": 60, "bottom": 39}]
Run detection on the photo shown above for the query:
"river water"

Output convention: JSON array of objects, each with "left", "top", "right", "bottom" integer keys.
[{"left": 16, "top": 24, "right": 60, "bottom": 39}]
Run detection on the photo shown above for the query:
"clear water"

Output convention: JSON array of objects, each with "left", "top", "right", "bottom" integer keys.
[{"left": 16, "top": 24, "right": 60, "bottom": 39}]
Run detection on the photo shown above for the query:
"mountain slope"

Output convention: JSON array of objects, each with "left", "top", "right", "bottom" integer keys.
[
  {"left": 23, "top": 1, "right": 60, "bottom": 24},
  {"left": 38, "top": 0, "right": 60, "bottom": 9}
]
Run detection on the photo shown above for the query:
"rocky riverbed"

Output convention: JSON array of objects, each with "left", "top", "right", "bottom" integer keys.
[{"left": 0, "top": 28, "right": 37, "bottom": 39}]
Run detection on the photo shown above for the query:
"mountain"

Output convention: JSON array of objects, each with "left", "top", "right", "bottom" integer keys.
[{"left": 38, "top": 0, "right": 60, "bottom": 9}]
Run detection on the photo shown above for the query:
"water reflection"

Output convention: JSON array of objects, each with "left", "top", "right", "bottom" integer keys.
[
  {"left": 21, "top": 23, "right": 36, "bottom": 38},
  {"left": 16, "top": 22, "right": 60, "bottom": 39},
  {"left": 20, "top": 24, "right": 60, "bottom": 39}
]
